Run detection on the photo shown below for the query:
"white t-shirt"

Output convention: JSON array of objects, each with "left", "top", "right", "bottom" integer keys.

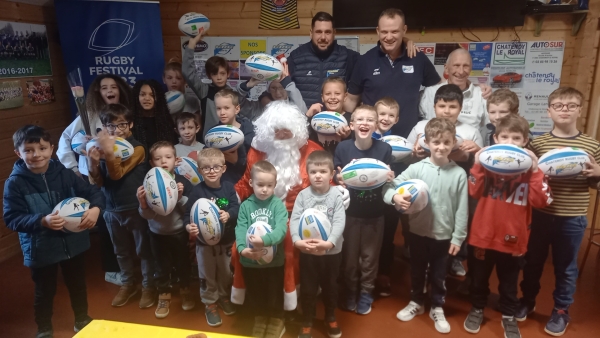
[
  {"left": 175, "top": 141, "right": 205, "bottom": 159},
  {"left": 407, "top": 120, "right": 483, "bottom": 147}
]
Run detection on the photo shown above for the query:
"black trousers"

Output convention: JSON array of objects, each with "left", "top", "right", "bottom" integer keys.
[
  {"left": 408, "top": 233, "right": 449, "bottom": 307},
  {"left": 30, "top": 252, "right": 88, "bottom": 331},
  {"left": 378, "top": 205, "right": 406, "bottom": 277},
  {"left": 468, "top": 246, "right": 522, "bottom": 316},
  {"left": 148, "top": 230, "right": 191, "bottom": 294},
  {"left": 242, "top": 265, "right": 284, "bottom": 319},
  {"left": 300, "top": 252, "right": 342, "bottom": 325}
]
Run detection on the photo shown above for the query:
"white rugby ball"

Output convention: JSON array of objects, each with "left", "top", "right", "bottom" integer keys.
[
  {"left": 395, "top": 179, "right": 430, "bottom": 214},
  {"left": 480, "top": 144, "right": 533, "bottom": 176},
  {"left": 205, "top": 125, "right": 244, "bottom": 151},
  {"left": 85, "top": 137, "right": 134, "bottom": 161},
  {"left": 71, "top": 130, "right": 88, "bottom": 155},
  {"left": 247, "top": 221, "right": 277, "bottom": 265},
  {"left": 538, "top": 147, "right": 590, "bottom": 179},
  {"left": 245, "top": 53, "right": 283, "bottom": 81},
  {"left": 340, "top": 158, "right": 389, "bottom": 190},
  {"left": 143, "top": 167, "right": 178, "bottom": 216},
  {"left": 191, "top": 198, "right": 223, "bottom": 245},
  {"left": 382, "top": 135, "right": 413, "bottom": 162},
  {"left": 311, "top": 112, "right": 348, "bottom": 135},
  {"left": 298, "top": 208, "right": 332, "bottom": 241},
  {"left": 178, "top": 12, "right": 210, "bottom": 37},
  {"left": 175, "top": 156, "right": 203, "bottom": 186},
  {"left": 53, "top": 197, "right": 90, "bottom": 233},
  {"left": 166, "top": 90, "right": 185, "bottom": 114},
  {"left": 418, "top": 133, "right": 464, "bottom": 152}
]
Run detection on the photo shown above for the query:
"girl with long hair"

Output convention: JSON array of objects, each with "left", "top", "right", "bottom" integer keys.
[{"left": 131, "top": 79, "right": 178, "bottom": 149}]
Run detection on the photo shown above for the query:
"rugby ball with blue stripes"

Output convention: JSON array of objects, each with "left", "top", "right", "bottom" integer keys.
[
  {"left": 205, "top": 125, "right": 244, "bottom": 151},
  {"left": 382, "top": 135, "right": 413, "bottom": 162},
  {"left": 418, "top": 133, "right": 463, "bottom": 152},
  {"left": 479, "top": 144, "right": 532, "bottom": 176},
  {"left": 245, "top": 53, "right": 283, "bottom": 81},
  {"left": 340, "top": 158, "right": 390, "bottom": 190},
  {"left": 166, "top": 90, "right": 185, "bottom": 114},
  {"left": 191, "top": 198, "right": 223, "bottom": 245},
  {"left": 298, "top": 208, "right": 331, "bottom": 241},
  {"left": 175, "top": 156, "right": 203, "bottom": 186},
  {"left": 247, "top": 221, "right": 277, "bottom": 265},
  {"left": 311, "top": 112, "right": 348, "bottom": 135},
  {"left": 395, "top": 179, "right": 430, "bottom": 214},
  {"left": 143, "top": 167, "right": 178, "bottom": 216},
  {"left": 53, "top": 197, "right": 90, "bottom": 233},
  {"left": 538, "top": 147, "right": 590, "bottom": 179},
  {"left": 178, "top": 12, "right": 210, "bottom": 37},
  {"left": 70, "top": 130, "right": 88, "bottom": 155},
  {"left": 85, "top": 137, "right": 134, "bottom": 161}
]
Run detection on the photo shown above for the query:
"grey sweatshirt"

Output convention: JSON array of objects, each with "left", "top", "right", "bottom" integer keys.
[
  {"left": 139, "top": 175, "right": 191, "bottom": 235},
  {"left": 289, "top": 186, "right": 346, "bottom": 255}
]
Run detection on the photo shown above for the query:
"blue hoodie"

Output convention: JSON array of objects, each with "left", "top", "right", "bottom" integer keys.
[{"left": 3, "top": 159, "right": 105, "bottom": 268}]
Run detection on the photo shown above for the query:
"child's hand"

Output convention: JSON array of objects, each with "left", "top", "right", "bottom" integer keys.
[
  {"left": 449, "top": 244, "right": 461, "bottom": 256},
  {"left": 241, "top": 248, "right": 264, "bottom": 260},
  {"left": 335, "top": 185, "right": 350, "bottom": 210},
  {"left": 175, "top": 157, "right": 182, "bottom": 167},
  {"left": 223, "top": 148, "right": 238, "bottom": 164},
  {"left": 524, "top": 149, "right": 539, "bottom": 173},
  {"left": 187, "top": 28, "right": 204, "bottom": 49},
  {"left": 177, "top": 182, "right": 184, "bottom": 201},
  {"left": 186, "top": 223, "right": 199, "bottom": 237},
  {"left": 336, "top": 166, "right": 346, "bottom": 188},
  {"left": 79, "top": 207, "right": 100, "bottom": 229},
  {"left": 219, "top": 210, "right": 230, "bottom": 223},
  {"left": 247, "top": 77, "right": 262, "bottom": 88},
  {"left": 386, "top": 168, "right": 395, "bottom": 182},
  {"left": 460, "top": 140, "right": 481, "bottom": 154},
  {"left": 87, "top": 145, "right": 103, "bottom": 165},
  {"left": 96, "top": 130, "right": 115, "bottom": 158},
  {"left": 42, "top": 210, "right": 65, "bottom": 231},
  {"left": 393, "top": 193, "right": 412, "bottom": 212},
  {"left": 306, "top": 103, "right": 322, "bottom": 118},
  {"left": 336, "top": 126, "right": 351, "bottom": 139},
  {"left": 412, "top": 135, "right": 426, "bottom": 158},
  {"left": 582, "top": 155, "right": 600, "bottom": 177},
  {"left": 280, "top": 61, "right": 289, "bottom": 78},
  {"left": 137, "top": 186, "right": 148, "bottom": 209},
  {"left": 406, "top": 38, "right": 417, "bottom": 58},
  {"left": 473, "top": 147, "right": 486, "bottom": 165},
  {"left": 294, "top": 239, "right": 317, "bottom": 253},
  {"left": 311, "top": 239, "right": 334, "bottom": 252},
  {"left": 248, "top": 234, "right": 264, "bottom": 248}
]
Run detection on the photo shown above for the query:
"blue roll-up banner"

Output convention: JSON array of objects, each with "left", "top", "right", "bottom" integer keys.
[{"left": 55, "top": 0, "right": 165, "bottom": 118}]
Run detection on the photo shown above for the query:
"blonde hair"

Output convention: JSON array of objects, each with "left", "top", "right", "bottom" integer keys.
[
  {"left": 321, "top": 76, "right": 346, "bottom": 93},
  {"left": 251, "top": 160, "right": 277, "bottom": 180},
  {"left": 487, "top": 89, "right": 519, "bottom": 114},
  {"left": 214, "top": 88, "right": 239, "bottom": 106},
  {"left": 351, "top": 104, "right": 378, "bottom": 122},
  {"left": 149, "top": 141, "right": 175, "bottom": 158},
  {"left": 374, "top": 96, "right": 399, "bottom": 114},
  {"left": 424, "top": 118, "right": 456, "bottom": 141},
  {"left": 197, "top": 148, "right": 225, "bottom": 167}
]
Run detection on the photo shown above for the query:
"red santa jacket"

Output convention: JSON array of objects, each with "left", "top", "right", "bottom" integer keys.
[{"left": 468, "top": 163, "right": 552, "bottom": 255}]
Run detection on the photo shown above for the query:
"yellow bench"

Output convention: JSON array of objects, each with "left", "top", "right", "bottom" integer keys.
[{"left": 74, "top": 320, "right": 251, "bottom": 338}]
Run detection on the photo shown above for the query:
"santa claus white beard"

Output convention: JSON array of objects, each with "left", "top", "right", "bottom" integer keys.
[{"left": 264, "top": 138, "right": 302, "bottom": 200}]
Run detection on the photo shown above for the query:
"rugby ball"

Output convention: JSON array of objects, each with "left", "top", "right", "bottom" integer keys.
[
  {"left": 191, "top": 198, "right": 223, "bottom": 245},
  {"left": 382, "top": 135, "right": 413, "bottom": 162},
  {"left": 71, "top": 130, "right": 88, "bottom": 155},
  {"left": 178, "top": 12, "right": 210, "bottom": 37},
  {"left": 53, "top": 197, "right": 90, "bottom": 233},
  {"left": 418, "top": 133, "right": 464, "bottom": 152},
  {"left": 143, "top": 167, "right": 178, "bottom": 216},
  {"left": 246, "top": 221, "right": 277, "bottom": 265},
  {"left": 298, "top": 208, "right": 331, "bottom": 241},
  {"left": 311, "top": 112, "right": 348, "bottom": 135},
  {"left": 245, "top": 53, "right": 283, "bottom": 81},
  {"left": 479, "top": 144, "right": 533, "bottom": 176},
  {"left": 340, "top": 158, "right": 390, "bottom": 190},
  {"left": 538, "top": 147, "right": 590, "bottom": 179},
  {"left": 175, "top": 156, "right": 203, "bottom": 186},
  {"left": 205, "top": 125, "right": 244, "bottom": 151},
  {"left": 85, "top": 137, "right": 134, "bottom": 161},
  {"left": 166, "top": 90, "right": 185, "bottom": 114},
  {"left": 395, "top": 179, "right": 430, "bottom": 214}
]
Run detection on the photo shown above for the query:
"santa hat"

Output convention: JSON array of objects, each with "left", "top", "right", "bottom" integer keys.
[{"left": 231, "top": 226, "right": 298, "bottom": 311}]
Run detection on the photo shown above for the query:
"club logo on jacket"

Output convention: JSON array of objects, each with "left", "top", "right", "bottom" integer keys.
[{"left": 251, "top": 208, "right": 273, "bottom": 221}]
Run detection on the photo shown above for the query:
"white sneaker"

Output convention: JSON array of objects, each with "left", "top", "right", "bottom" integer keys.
[
  {"left": 397, "top": 301, "right": 424, "bottom": 321},
  {"left": 430, "top": 307, "right": 451, "bottom": 333},
  {"left": 105, "top": 272, "right": 124, "bottom": 286}
]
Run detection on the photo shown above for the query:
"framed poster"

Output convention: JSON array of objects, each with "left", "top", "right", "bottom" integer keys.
[
  {"left": 0, "top": 21, "right": 52, "bottom": 79},
  {"left": 26, "top": 78, "right": 55, "bottom": 105},
  {"left": 0, "top": 80, "right": 24, "bottom": 110}
]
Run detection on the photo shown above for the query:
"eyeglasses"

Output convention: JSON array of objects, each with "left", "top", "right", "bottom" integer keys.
[
  {"left": 104, "top": 123, "right": 129, "bottom": 131},
  {"left": 200, "top": 165, "right": 224, "bottom": 174},
  {"left": 550, "top": 103, "right": 580, "bottom": 111}
]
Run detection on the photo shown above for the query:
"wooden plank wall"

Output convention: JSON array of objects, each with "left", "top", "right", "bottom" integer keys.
[{"left": 0, "top": 0, "right": 72, "bottom": 262}]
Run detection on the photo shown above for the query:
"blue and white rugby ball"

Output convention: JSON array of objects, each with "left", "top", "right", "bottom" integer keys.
[
  {"left": 53, "top": 197, "right": 90, "bottom": 233},
  {"left": 395, "top": 179, "right": 430, "bottom": 214},
  {"left": 311, "top": 112, "right": 348, "bottom": 135},
  {"left": 418, "top": 133, "right": 464, "bottom": 152},
  {"left": 340, "top": 158, "right": 389, "bottom": 190},
  {"left": 143, "top": 167, "right": 178, "bottom": 216},
  {"left": 205, "top": 125, "right": 244, "bottom": 151},
  {"left": 175, "top": 156, "right": 203, "bottom": 186},
  {"left": 178, "top": 12, "right": 210, "bottom": 37},
  {"left": 166, "top": 90, "right": 185, "bottom": 114},
  {"left": 247, "top": 221, "right": 277, "bottom": 265},
  {"left": 382, "top": 135, "right": 413, "bottom": 162},
  {"left": 71, "top": 130, "right": 88, "bottom": 155},
  {"left": 298, "top": 208, "right": 331, "bottom": 241},
  {"left": 479, "top": 144, "right": 532, "bottom": 176},
  {"left": 245, "top": 53, "right": 283, "bottom": 81},
  {"left": 85, "top": 137, "right": 134, "bottom": 161},
  {"left": 191, "top": 198, "right": 223, "bottom": 245},
  {"left": 538, "top": 147, "right": 590, "bottom": 179}
]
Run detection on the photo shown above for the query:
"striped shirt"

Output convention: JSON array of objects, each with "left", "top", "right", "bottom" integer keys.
[{"left": 529, "top": 132, "right": 600, "bottom": 216}]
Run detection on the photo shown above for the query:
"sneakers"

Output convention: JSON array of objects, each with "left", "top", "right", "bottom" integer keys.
[
  {"left": 356, "top": 292, "right": 373, "bottom": 315},
  {"left": 430, "top": 307, "right": 451, "bottom": 333},
  {"left": 298, "top": 325, "right": 312, "bottom": 338},
  {"left": 449, "top": 259, "right": 466, "bottom": 277},
  {"left": 74, "top": 316, "right": 93, "bottom": 332},
  {"left": 265, "top": 318, "right": 286, "bottom": 338},
  {"left": 180, "top": 288, "right": 195, "bottom": 311},
  {"left": 104, "top": 272, "right": 124, "bottom": 286},
  {"left": 218, "top": 298, "right": 236, "bottom": 315},
  {"left": 205, "top": 304, "right": 222, "bottom": 327},
  {"left": 377, "top": 275, "right": 392, "bottom": 297},
  {"left": 325, "top": 320, "right": 342, "bottom": 338},
  {"left": 155, "top": 293, "right": 171, "bottom": 319},
  {"left": 252, "top": 316, "right": 268, "bottom": 338},
  {"left": 35, "top": 330, "right": 53, "bottom": 338},
  {"left": 544, "top": 308, "right": 570, "bottom": 336},
  {"left": 502, "top": 316, "right": 522, "bottom": 338},
  {"left": 341, "top": 295, "right": 356, "bottom": 312},
  {"left": 514, "top": 302, "right": 535, "bottom": 322},
  {"left": 139, "top": 287, "right": 157, "bottom": 309},
  {"left": 397, "top": 301, "right": 424, "bottom": 321},
  {"left": 111, "top": 284, "right": 138, "bottom": 307},
  {"left": 464, "top": 308, "right": 484, "bottom": 334}
]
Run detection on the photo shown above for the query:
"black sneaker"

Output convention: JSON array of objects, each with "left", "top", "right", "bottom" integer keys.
[
  {"left": 298, "top": 325, "right": 312, "bottom": 338},
  {"left": 36, "top": 329, "right": 53, "bottom": 338},
  {"left": 544, "top": 308, "right": 570, "bottom": 336},
  {"left": 449, "top": 259, "right": 466, "bottom": 276},
  {"left": 464, "top": 308, "right": 484, "bottom": 334},
  {"left": 205, "top": 304, "right": 222, "bottom": 327},
  {"left": 501, "top": 316, "right": 521, "bottom": 338},
  {"left": 74, "top": 316, "right": 93, "bottom": 332},
  {"left": 325, "top": 320, "right": 342, "bottom": 338},
  {"left": 217, "top": 298, "right": 236, "bottom": 316},
  {"left": 379, "top": 284, "right": 392, "bottom": 297},
  {"left": 514, "top": 301, "right": 535, "bottom": 322}
]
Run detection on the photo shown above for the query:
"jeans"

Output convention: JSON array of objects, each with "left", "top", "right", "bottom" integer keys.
[
  {"left": 300, "top": 252, "right": 342, "bottom": 325},
  {"left": 408, "top": 233, "right": 449, "bottom": 307},
  {"left": 148, "top": 230, "right": 191, "bottom": 294},
  {"left": 520, "top": 210, "right": 587, "bottom": 309}
]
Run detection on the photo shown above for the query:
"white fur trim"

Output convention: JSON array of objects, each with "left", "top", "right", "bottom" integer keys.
[
  {"left": 283, "top": 289, "right": 297, "bottom": 311},
  {"left": 231, "top": 286, "right": 245, "bottom": 305}
]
